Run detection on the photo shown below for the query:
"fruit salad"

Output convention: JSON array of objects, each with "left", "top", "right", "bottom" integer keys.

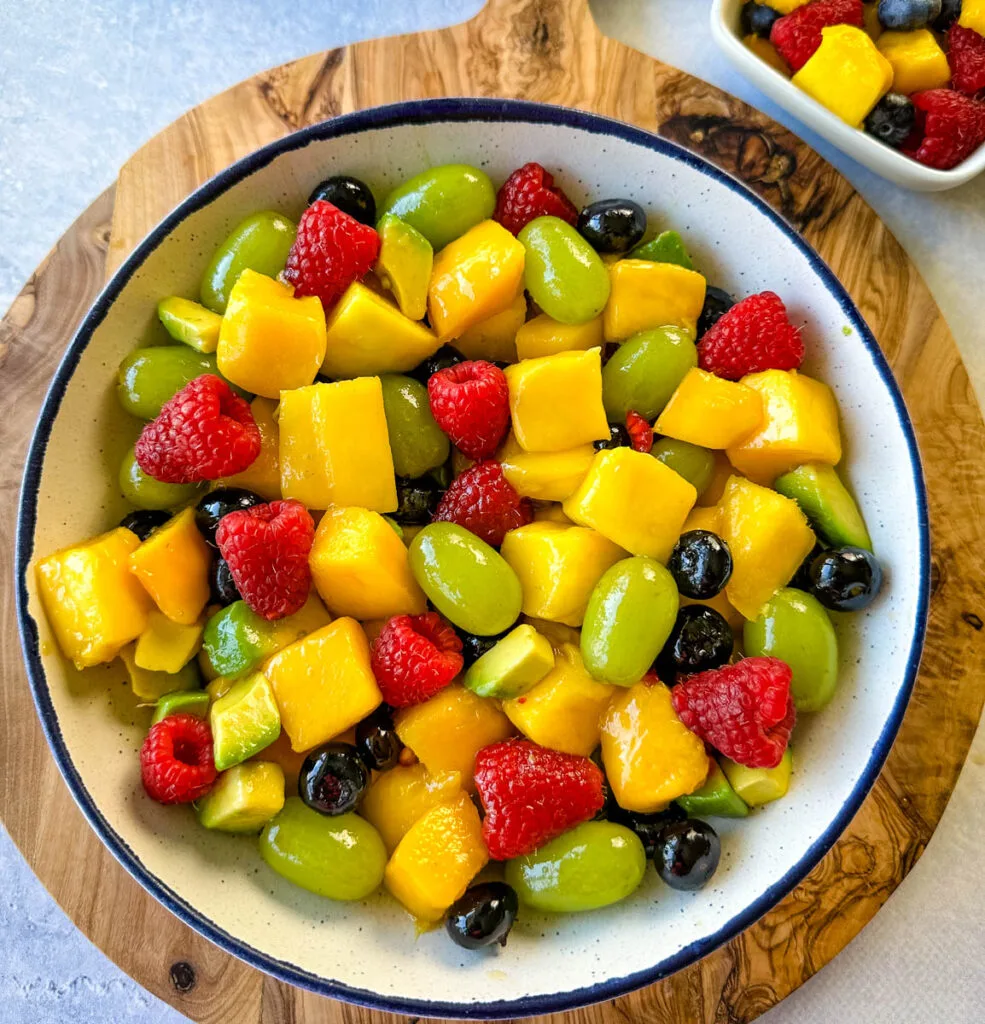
[
  {"left": 741, "top": 0, "right": 985, "bottom": 170},
  {"left": 34, "top": 160, "right": 884, "bottom": 949}
]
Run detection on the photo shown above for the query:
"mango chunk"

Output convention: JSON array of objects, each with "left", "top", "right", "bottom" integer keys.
[
  {"left": 264, "top": 618, "right": 382, "bottom": 751},
  {"left": 120, "top": 643, "right": 201, "bottom": 701},
  {"left": 515, "top": 313, "right": 604, "bottom": 360},
  {"left": 877, "top": 29, "right": 950, "bottom": 95},
  {"left": 698, "top": 450, "right": 734, "bottom": 507},
  {"left": 655, "top": 368, "right": 764, "bottom": 449},
  {"left": 681, "top": 504, "right": 722, "bottom": 535},
  {"left": 563, "top": 448, "right": 696, "bottom": 561},
  {"left": 427, "top": 220, "right": 526, "bottom": 341},
  {"left": 279, "top": 378, "right": 397, "bottom": 512},
  {"left": 248, "top": 729, "right": 309, "bottom": 795},
  {"left": 726, "top": 370, "right": 842, "bottom": 485},
  {"left": 505, "top": 348, "right": 609, "bottom": 452},
  {"left": 361, "top": 764, "right": 463, "bottom": 853},
  {"left": 385, "top": 791, "right": 489, "bottom": 925},
  {"left": 602, "top": 260, "right": 707, "bottom": 341},
  {"left": 960, "top": 0, "right": 985, "bottom": 36},
  {"left": 499, "top": 437, "right": 596, "bottom": 502},
  {"left": 129, "top": 508, "right": 212, "bottom": 626},
  {"left": 134, "top": 611, "right": 203, "bottom": 674},
  {"left": 454, "top": 291, "right": 526, "bottom": 362},
  {"left": 764, "top": 0, "right": 808, "bottom": 10},
  {"left": 36, "top": 527, "right": 152, "bottom": 669},
  {"left": 309, "top": 506, "right": 427, "bottom": 620},
  {"left": 219, "top": 397, "right": 281, "bottom": 500}
]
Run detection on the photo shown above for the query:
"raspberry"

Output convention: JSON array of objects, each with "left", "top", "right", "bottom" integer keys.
[
  {"left": 427, "top": 360, "right": 510, "bottom": 460},
  {"left": 907, "top": 89, "right": 985, "bottom": 169},
  {"left": 493, "top": 162, "right": 579, "bottom": 236},
  {"left": 283, "top": 200, "right": 380, "bottom": 308},
  {"left": 135, "top": 375, "right": 260, "bottom": 484},
  {"left": 474, "top": 740, "right": 605, "bottom": 860},
  {"left": 140, "top": 714, "right": 217, "bottom": 805},
  {"left": 770, "top": 0, "right": 863, "bottom": 72},
  {"left": 216, "top": 499, "right": 314, "bottom": 621},
  {"left": 697, "top": 291, "right": 804, "bottom": 381},
  {"left": 432, "top": 461, "right": 533, "bottom": 546},
  {"left": 949, "top": 26, "right": 985, "bottom": 96},
  {"left": 370, "top": 612, "right": 464, "bottom": 708},
  {"left": 625, "top": 410, "right": 654, "bottom": 453},
  {"left": 672, "top": 657, "right": 796, "bottom": 769}
]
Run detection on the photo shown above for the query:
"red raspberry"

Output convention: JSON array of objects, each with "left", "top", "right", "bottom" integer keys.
[
  {"left": 432, "top": 461, "right": 533, "bottom": 547},
  {"left": 283, "top": 200, "right": 380, "bottom": 308},
  {"left": 697, "top": 291, "right": 804, "bottom": 381},
  {"left": 427, "top": 360, "right": 510, "bottom": 460},
  {"left": 672, "top": 657, "right": 796, "bottom": 769},
  {"left": 140, "top": 714, "right": 217, "bottom": 805},
  {"left": 949, "top": 26, "right": 985, "bottom": 96},
  {"left": 474, "top": 740, "right": 605, "bottom": 860},
  {"left": 907, "top": 89, "right": 985, "bottom": 169},
  {"left": 625, "top": 410, "right": 653, "bottom": 453},
  {"left": 370, "top": 612, "right": 464, "bottom": 708},
  {"left": 135, "top": 375, "right": 260, "bottom": 484},
  {"left": 770, "top": 0, "right": 863, "bottom": 72},
  {"left": 493, "top": 162, "right": 579, "bottom": 236},
  {"left": 216, "top": 499, "right": 314, "bottom": 621}
]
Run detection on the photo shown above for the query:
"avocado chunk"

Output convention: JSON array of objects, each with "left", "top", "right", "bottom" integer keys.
[
  {"left": 374, "top": 214, "right": 433, "bottom": 321},
  {"left": 630, "top": 230, "right": 693, "bottom": 270},
  {"left": 197, "top": 761, "right": 285, "bottom": 833},
  {"left": 463, "top": 624, "right": 555, "bottom": 699},
  {"left": 152, "top": 689, "right": 210, "bottom": 724},
  {"left": 721, "top": 748, "right": 792, "bottom": 807},
  {"left": 120, "top": 643, "right": 201, "bottom": 701},
  {"left": 157, "top": 296, "right": 223, "bottom": 353},
  {"left": 677, "top": 758, "right": 749, "bottom": 818},
  {"left": 209, "top": 672, "right": 281, "bottom": 771},
  {"left": 774, "top": 463, "right": 872, "bottom": 551}
]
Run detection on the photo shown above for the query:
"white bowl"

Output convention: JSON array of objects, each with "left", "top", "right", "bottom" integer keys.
[
  {"left": 711, "top": 0, "right": 985, "bottom": 191},
  {"left": 16, "top": 98, "right": 929, "bottom": 1017}
]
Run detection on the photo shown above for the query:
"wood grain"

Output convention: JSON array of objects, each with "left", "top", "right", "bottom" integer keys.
[{"left": 3, "top": 0, "right": 985, "bottom": 1021}]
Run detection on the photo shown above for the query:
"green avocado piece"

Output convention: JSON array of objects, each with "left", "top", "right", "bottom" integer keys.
[
  {"left": 721, "top": 748, "right": 792, "bottom": 808},
  {"left": 157, "top": 296, "right": 223, "bottom": 353},
  {"left": 463, "top": 624, "right": 556, "bottom": 699},
  {"left": 152, "top": 689, "right": 210, "bottom": 724},
  {"left": 677, "top": 759, "right": 749, "bottom": 818},
  {"left": 374, "top": 214, "right": 433, "bottom": 321},
  {"left": 774, "top": 463, "right": 872, "bottom": 550},
  {"left": 197, "top": 761, "right": 285, "bottom": 833},
  {"left": 209, "top": 672, "right": 281, "bottom": 771},
  {"left": 630, "top": 230, "right": 693, "bottom": 270}
]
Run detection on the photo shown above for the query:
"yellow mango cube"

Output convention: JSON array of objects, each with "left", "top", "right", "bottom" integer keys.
[
  {"left": 134, "top": 610, "right": 203, "bottom": 674},
  {"left": 279, "top": 378, "right": 397, "bottom": 512},
  {"left": 533, "top": 504, "right": 575, "bottom": 526},
  {"left": 395, "top": 685, "right": 514, "bottom": 790},
  {"left": 500, "top": 522, "right": 625, "bottom": 627},
  {"left": 499, "top": 440, "right": 595, "bottom": 501},
  {"left": 515, "top": 314, "right": 603, "bottom": 360},
  {"left": 453, "top": 291, "right": 526, "bottom": 363},
  {"left": 960, "top": 0, "right": 985, "bottom": 35},
  {"left": 698, "top": 450, "right": 734, "bottom": 507},
  {"left": 602, "top": 260, "right": 707, "bottom": 341},
  {"left": 264, "top": 618, "right": 382, "bottom": 751},
  {"left": 655, "top": 368, "right": 764, "bottom": 449},
  {"left": 877, "top": 29, "right": 950, "bottom": 95},
  {"left": 322, "top": 281, "right": 441, "bottom": 379},
  {"left": 217, "top": 269, "right": 326, "bottom": 398},
  {"left": 720, "top": 476, "right": 816, "bottom": 620},
  {"left": 763, "top": 0, "right": 808, "bottom": 11},
  {"left": 427, "top": 220, "right": 526, "bottom": 341},
  {"left": 563, "top": 448, "right": 697, "bottom": 561},
  {"left": 505, "top": 348, "right": 609, "bottom": 452},
  {"left": 793, "top": 26, "right": 893, "bottom": 127},
  {"left": 35, "top": 527, "right": 152, "bottom": 669},
  {"left": 727, "top": 370, "right": 842, "bottom": 485},
  {"left": 120, "top": 643, "right": 200, "bottom": 701},
  {"left": 219, "top": 396, "right": 281, "bottom": 500},
  {"left": 601, "top": 680, "right": 709, "bottom": 812},
  {"left": 681, "top": 504, "right": 722, "bottom": 535},
  {"left": 385, "top": 791, "right": 488, "bottom": 924},
  {"left": 503, "top": 643, "right": 616, "bottom": 756},
  {"left": 361, "top": 764, "right": 463, "bottom": 853},
  {"left": 129, "top": 508, "right": 212, "bottom": 626},
  {"left": 309, "top": 506, "right": 426, "bottom": 620}
]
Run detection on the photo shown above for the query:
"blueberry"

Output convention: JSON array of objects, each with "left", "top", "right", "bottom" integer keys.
[
  {"left": 355, "top": 707, "right": 402, "bottom": 772},
  {"left": 606, "top": 803, "right": 687, "bottom": 858},
  {"left": 577, "top": 199, "right": 647, "bottom": 254},
  {"left": 307, "top": 174, "right": 376, "bottom": 225},
  {"left": 209, "top": 558, "right": 241, "bottom": 606},
  {"left": 409, "top": 344, "right": 465, "bottom": 386},
  {"left": 864, "top": 94, "right": 917, "bottom": 149},
  {"left": 791, "top": 542, "right": 826, "bottom": 592},
  {"left": 933, "top": 0, "right": 962, "bottom": 29},
  {"left": 298, "top": 743, "right": 369, "bottom": 816},
  {"left": 808, "top": 546, "right": 883, "bottom": 612},
  {"left": 654, "top": 819, "right": 721, "bottom": 891},
  {"left": 658, "top": 605, "right": 733, "bottom": 677},
  {"left": 392, "top": 477, "right": 445, "bottom": 524},
  {"left": 445, "top": 882, "right": 519, "bottom": 949},
  {"left": 667, "top": 530, "right": 733, "bottom": 599},
  {"left": 195, "top": 488, "right": 264, "bottom": 547},
  {"left": 878, "top": 0, "right": 941, "bottom": 30},
  {"left": 741, "top": 1, "right": 781, "bottom": 36},
  {"left": 594, "top": 424, "right": 632, "bottom": 451},
  {"left": 458, "top": 627, "right": 510, "bottom": 668},
  {"left": 697, "top": 286, "right": 735, "bottom": 338},
  {"left": 119, "top": 509, "right": 170, "bottom": 542}
]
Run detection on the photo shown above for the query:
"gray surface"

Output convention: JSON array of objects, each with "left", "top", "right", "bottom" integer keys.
[{"left": 1, "top": 1, "right": 984, "bottom": 1021}]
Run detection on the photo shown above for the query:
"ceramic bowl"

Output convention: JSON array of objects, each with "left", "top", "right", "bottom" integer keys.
[{"left": 16, "top": 98, "right": 929, "bottom": 1018}]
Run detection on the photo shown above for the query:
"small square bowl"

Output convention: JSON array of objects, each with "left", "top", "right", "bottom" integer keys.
[{"left": 710, "top": 0, "right": 985, "bottom": 192}]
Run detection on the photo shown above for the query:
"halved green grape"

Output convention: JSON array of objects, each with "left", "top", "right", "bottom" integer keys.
[
  {"left": 379, "top": 374, "right": 450, "bottom": 479},
  {"left": 601, "top": 326, "right": 697, "bottom": 422},
  {"left": 650, "top": 438, "right": 716, "bottom": 498},
  {"left": 119, "top": 447, "right": 202, "bottom": 511}
]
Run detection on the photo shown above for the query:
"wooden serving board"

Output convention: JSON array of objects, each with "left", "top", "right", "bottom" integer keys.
[{"left": 2, "top": 0, "right": 985, "bottom": 1021}]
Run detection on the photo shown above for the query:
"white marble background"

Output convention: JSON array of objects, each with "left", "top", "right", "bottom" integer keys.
[{"left": 1, "top": 1, "right": 983, "bottom": 1021}]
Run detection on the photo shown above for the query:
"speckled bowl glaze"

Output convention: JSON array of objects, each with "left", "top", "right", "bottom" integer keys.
[{"left": 16, "top": 99, "right": 929, "bottom": 1018}]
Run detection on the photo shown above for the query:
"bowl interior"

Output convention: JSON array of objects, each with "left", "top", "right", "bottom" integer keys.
[{"left": 17, "top": 101, "right": 927, "bottom": 1018}]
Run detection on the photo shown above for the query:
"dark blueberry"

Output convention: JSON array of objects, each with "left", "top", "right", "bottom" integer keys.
[
  {"left": 298, "top": 743, "right": 369, "bottom": 816},
  {"left": 668, "top": 530, "right": 733, "bottom": 599},
  {"left": 355, "top": 706, "right": 403, "bottom": 772},
  {"left": 594, "top": 424, "right": 632, "bottom": 451},
  {"left": 577, "top": 199, "right": 647, "bottom": 254},
  {"left": 119, "top": 509, "right": 170, "bottom": 542},
  {"left": 658, "top": 606, "right": 733, "bottom": 678},
  {"left": 740, "top": 1, "right": 781, "bottom": 36},
  {"left": 409, "top": 344, "right": 465, "bottom": 385},
  {"left": 933, "top": 0, "right": 962, "bottom": 29},
  {"left": 458, "top": 627, "right": 510, "bottom": 668},
  {"left": 697, "top": 286, "right": 735, "bottom": 338},
  {"left": 808, "top": 546, "right": 883, "bottom": 612},
  {"left": 607, "top": 803, "right": 687, "bottom": 859},
  {"left": 195, "top": 488, "right": 264, "bottom": 547},
  {"left": 392, "top": 477, "right": 444, "bottom": 524},
  {"left": 878, "top": 0, "right": 941, "bottom": 30},
  {"left": 654, "top": 819, "right": 721, "bottom": 890},
  {"left": 445, "top": 882, "right": 519, "bottom": 950},
  {"left": 791, "top": 542, "right": 826, "bottom": 591},
  {"left": 863, "top": 94, "right": 917, "bottom": 149},
  {"left": 307, "top": 174, "right": 376, "bottom": 225},
  {"left": 210, "top": 558, "right": 241, "bottom": 606}
]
